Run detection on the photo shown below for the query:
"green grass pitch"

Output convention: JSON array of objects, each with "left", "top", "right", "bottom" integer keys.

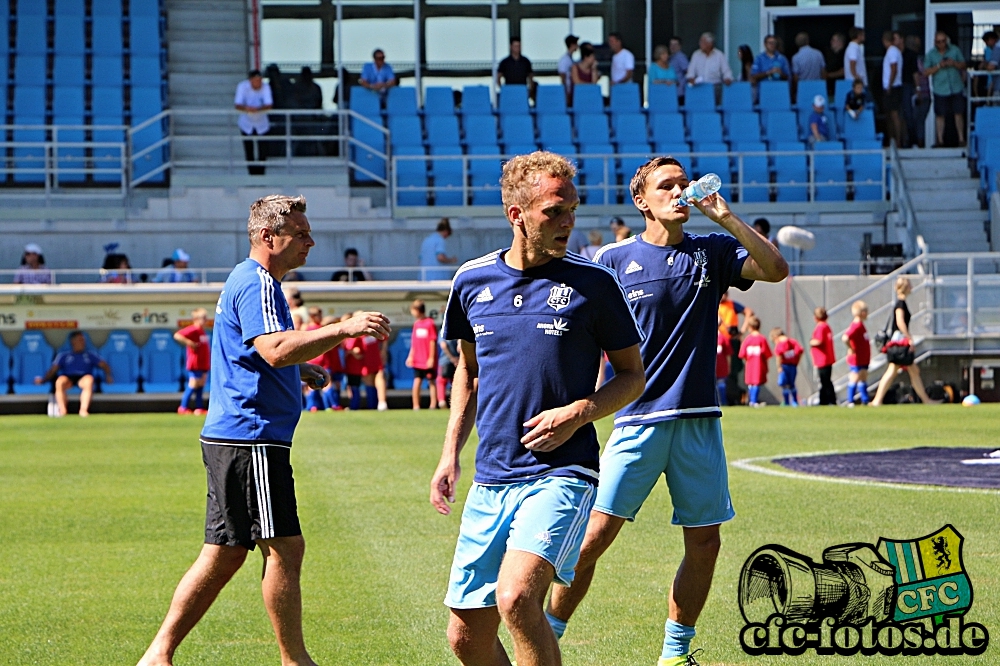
[{"left": 1, "top": 406, "right": 998, "bottom": 665}]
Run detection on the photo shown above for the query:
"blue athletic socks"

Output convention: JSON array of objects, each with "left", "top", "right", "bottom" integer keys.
[
  {"left": 846, "top": 382, "right": 857, "bottom": 404},
  {"left": 748, "top": 385, "right": 760, "bottom": 404},
  {"left": 180, "top": 385, "right": 193, "bottom": 410},
  {"left": 349, "top": 389, "right": 361, "bottom": 410},
  {"left": 193, "top": 387, "right": 204, "bottom": 410},
  {"left": 781, "top": 388, "right": 791, "bottom": 405},
  {"left": 790, "top": 388, "right": 799, "bottom": 406},
  {"left": 305, "top": 390, "right": 324, "bottom": 411},
  {"left": 662, "top": 618, "right": 696, "bottom": 659},
  {"left": 324, "top": 385, "right": 341, "bottom": 409},
  {"left": 365, "top": 385, "right": 378, "bottom": 409},
  {"left": 545, "top": 612, "right": 567, "bottom": 640},
  {"left": 857, "top": 382, "right": 870, "bottom": 404}
]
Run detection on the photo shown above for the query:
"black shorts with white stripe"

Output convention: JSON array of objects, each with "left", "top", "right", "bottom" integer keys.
[{"left": 201, "top": 441, "right": 301, "bottom": 549}]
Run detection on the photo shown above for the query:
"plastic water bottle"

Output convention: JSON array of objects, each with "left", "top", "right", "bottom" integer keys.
[{"left": 677, "top": 173, "right": 722, "bottom": 206}]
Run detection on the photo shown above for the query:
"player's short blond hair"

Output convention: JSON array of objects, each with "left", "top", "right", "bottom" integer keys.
[
  {"left": 895, "top": 276, "right": 912, "bottom": 295},
  {"left": 851, "top": 300, "right": 868, "bottom": 316},
  {"left": 630, "top": 156, "right": 687, "bottom": 200},
  {"left": 769, "top": 327, "right": 783, "bottom": 340},
  {"left": 500, "top": 151, "right": 576, "bottom": 212},
  {"left": 747, "top": 315, "right": 761, "bottom": 331},
  {"left": 248, "top": 194, "right": 307, "bottom": 246},
  {"left": 191, "top": 308, "right": 207, "bottom": 319}
]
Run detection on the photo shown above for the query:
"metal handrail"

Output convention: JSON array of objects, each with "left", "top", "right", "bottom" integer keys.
[{"left": 887, "top": 141, "right": 921, "bottom": 257}]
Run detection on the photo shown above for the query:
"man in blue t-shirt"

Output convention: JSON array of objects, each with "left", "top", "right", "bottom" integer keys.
[
  {"left": 37, "top": 330, "right": 112, "bottom": 417},
  {"left": 419, "top": 217, "right": 458, "bottom": 280},
  {"left": 547, "top": 157, "right": 788, "bottom": 665},
  {"left": 359, "top": 48, "right": 397, "bottom": 96},
  {"left": 750, "top": 34, "right": 790, "bottom": 84},
  {"left": 430, "top": 152, "right": 645, "bottom": 666},
  {"left": 136, "top": 195, "right": 391, "bottom": 666}
]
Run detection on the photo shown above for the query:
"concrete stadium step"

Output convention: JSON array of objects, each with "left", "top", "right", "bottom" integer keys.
[
  {"left": 917, "top": 209, "right": 989, "bottom": 225},
  {"left": 900, "top": 161, "right": 972, "bottom": 180},
  {"left": 909, "top": 188, "right": 982, "bottom": 210}
]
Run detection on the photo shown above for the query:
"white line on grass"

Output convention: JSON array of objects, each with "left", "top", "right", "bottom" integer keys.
[{"left": 731, "top": 450, "right": 1000, "bottom": 495}]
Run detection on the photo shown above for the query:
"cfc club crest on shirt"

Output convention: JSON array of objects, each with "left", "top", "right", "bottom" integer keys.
[
  {"left": 694, "top": 249, "right": 711, "bottom": 288},
  {"left": 547, "top": 284, "right": 573, "bottom": 312}
]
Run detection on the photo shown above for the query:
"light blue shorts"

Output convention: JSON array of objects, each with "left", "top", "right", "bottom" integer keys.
[
  {"left": 595, "top": 418, "right": 735, "bottom": 527},
  {"left": 444, "top": 475, "right": 596, "bottom": 609}
]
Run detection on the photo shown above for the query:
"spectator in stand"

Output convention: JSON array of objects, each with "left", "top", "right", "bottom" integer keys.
[
  {"left": 101, "top": 253, "right": 133, "bottom": 284},
  {"left": 901, "top": 34, "right": 920, "bottom": 147},
  {"left": 359, "top": 49, "right": 397, "bottom": 96},
  {"left": 792, "top": 32, "right": 826, "bottom": 83},
  {"left": 154, "top": 249, "right": 197, "bottom": 283},
  {"left": 845, "top": 27, "right": 868, "bottom": 89},
  {"left": 810, "top": 307, "right": 837, "bottom": 405},
  {"left": 14, "top": 243, "right": 52, "bottom": 284},
  {"left": 739, "top": 316, "right": 771, "bottom": 407},
  {"left": 331, "top": 248, "right": 371, "bottom": 282},
  {"left": 669, "top": 36, "right": 689, "bottom": 101},
  {"left": 750, "top": 34, "right": 790, "bottom": 85},
  {"left": 752, "top": 217, "right": 773, "bottom": 242},
  {"left": 716, "top": 322, "right": 732, "bottom": 405},
  {"left": 842, "top": 300, "right": 871, "bottom": 405},
  {"left": 174, "top": 308, "right": 211, "bottom": 415},
  {"left": 983, "top": 31, "right": 1000, "bottom": 96},
  {"left": 770, "top": 327, "right": 804, "bottom": 406},
  {"left": 318, "top": 315, "right": 346, "bottom": 411},
  {"left": 234, "top": 69, "right": 273, "bottom": 176},
  {"left": 291, "top": 66, "right": 324, "bottom": 157},
  {"left": 687, "top": 32, "right": 733, "bottom": 104},
  {"left": 808, "top": 94, "right": 831, "bottom": 146},
  {"left": 648, "top": 45, "right": 678, "bottom": 87},
  {"left": 871, "top": 277, "right": 941, "bottom": 406},
  {"left": 36, "top": 330, "right": 112, "bottom": 417},
  {"left": 419, "top": 218, "right": 458, "bottom": 281},
  {"left": 579, "top": 230, "right": 604, "bottom": 261},
  {"left": 925, "top": 31, "right": 967, "bottom": 147},
  {"left": 908, "top": 35, "right": 931, "bottom": 148},
  {"left": 608, "top": 32, "right": 635, "bottom": 85},
  {"left": 609, "top": 216, "right": 631, "bottom": 242},
  {"left": 826, "top": 33, "right": 846, "bottom": 83},
  {"left": 845, "top": 78, "right": 867, "bottom": 120},
  {"left": 497, "top": 37, "right": 533, "bottom": 89},
  {"left": 572, "top": 42, "right": 599, "bottom": 86},
  {"left": 737, "top": 45, "right": 754, "bottom": 83},
  {"left": 405, "top": 299, "right": 438, "bottom": 410},
  {"left": 558, "top": 35, "right": 579, "bottom": 101},
  {"left": 883, "top": 31, "right": 906, "bottom": 148},
  {"left": 293, "top": 66, "right": 323, "bottom": 110},
  {"left": 435, "top": 329, "right": 459, "bottom": 410}
]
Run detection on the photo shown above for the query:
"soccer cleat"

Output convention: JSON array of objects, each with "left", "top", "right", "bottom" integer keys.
[
  {"left": 658, "top": 649, "right": 703, "bottom": 666},
  {"left": 177, "top": 407, "right": 192, "bottom": 415},
  {"left": 193, "top": 409, "right": 207, "bottom": 416}
]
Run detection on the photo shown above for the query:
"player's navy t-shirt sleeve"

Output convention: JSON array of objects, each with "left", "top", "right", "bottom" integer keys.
[
  {"left": 442, "top": 278, "right": 474, "bottom": 342},
  {"left": 592, "top": 271, "right": 644, "bottom": 351},
  {"left": 235, "top": 266, "right": 291, "bottom": 344},
  {"left": 714, "top": 234, "right": 753, "bottom": 291}
]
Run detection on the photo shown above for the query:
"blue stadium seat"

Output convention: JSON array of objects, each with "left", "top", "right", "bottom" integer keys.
[
  {"left": 92, "top": 14, "right": 123, "bottom": 56},
  {"left": 687, "top": 112, "right": 723, "bottom": 143},
  {"left": 91, "top": 56, "right": 124, "bottom": 86},
  {"left": 129, "top": 14, "right": 161, "bottom": 56},
  {"left": 651, "top": 113, "right": 685, "bottom": 144},
  {"left": 462, "top": 115, "right": 498, "bottom": 147},
  {"left": 542, "top": 143, "right": 576, "bottom": 157},
  {"left": 349, "top": 87, "right": 382, "bottom": 118},
  {"left": 610, "top": 82, "right": 641, "bottom": 114},
  {"left": 140, "top": 330, "right": 183, "bottom": 392},
  {"left": 13, "top": 87, "right": 47, "bottom": 183},
  {"left": 130, "top": 0, "right": 161, "bottom": 17},
  {"left": 758, "top": 80, "right": 791, "bottom": 112},
  {"left": 794, "top": 80, "right": 827, "bottom": 110},
  {"left": 54, "top": 6, "right": 85, "bottom": 56},
  {"left": 13, "top": 84, "right": 46, "bottom": 119},
  {"left": 619, "top": 143, "right": 652, "bottom": 182},
  {"left": 813, "top": 141, "right": 847, "bottom": 201},
  {"left": 833, "top": 79, "right": 855, "bottom": 110},
  {"left": 842, "top": 109, "right": 876, "bottom": 143},
  {"left": 652, "top": 142, "right": 692, "bottom": 174},
  {"left": 613, "top": 113, "right": 648, "bottom": 145},
  {"left": 429, "top": 145, "right": 464, "bottom": 205},
  {"left": 763, "top": 110, "right": 799, "bottom": 145},
  {"left": 467, "top": 145, "right": 502, "bottom": 205},
  {"left": 535, "top": 85, "right": 567, "bottom": 115},
  {"left": 732, "top": 141, "right": 770, "bottom": 202},
  {"left": 53, "top": 56, "right": 85, "bottom": 86},
  {"left": 91, "top": 107, "right": 126, "bottom": 184},
  {"left": 130, "top": 86, "right": 167, "bottom": 183},
  {"left": 57, "top": 331, "right": 97, "bottom": 355},
  {"left": 684, "top": 84, "right": 715, "bottom": 112},
  {"left": 796, "top": 108, "right": 837, "bottom": 142},
  {"left": 694, "top": 147, "right": 732, "bottom": 198},
  {"left": 577, "top": 145, "right": 614, "bottom": 204},
  {"left": 388, "top": 115, "right": 423, "bottom": 148},
  {"left": 726, "top": 111, "right": 761, "bottom": 143},
  {"left": 16, "top": 10, "right": 47, "bottom": 55},
  {"left": 12, "top": 332, "right": 54, "bottom": 395},
  {"left": 350, "top": 116, "right": 387, "bottom": 181},
  {"left": 91, "top": 86, "right": 124, "bottom": 119},
  {"left": 773, "top": 141, "right": 808, "bottom": 202},
  {"left": 99, "top": 330, "right": 140, "bottom": 393},
  {"left": 53, "top": 124, "right": 87, "bottom": 183},
  {"left": 15, "top": 56, "right": 47, "bottom": 85},
  {"left": 849, "top": 139, "right": 884, "bottom": 201},
  {"left": 0, "top": 339, "right": 10, "bottom": 393},
  {"left": 972, "top": 108, "right": 1000, "bottom": 159},
  {"left": 721, "top": 82, "right": 753, "bottom": 112},
  {"left": 393, "top": 144, "right": 427, "bottom": 206},
  {"left": 538, "top": 114, "right": 573, "bottom": 146},
  {"left": 571, "top": 84, "right": 603, "bottom": 114},
  {"left": 978, "top": 140, "right": 1000, "bottom": 195},
  {"left": 460, "top": 85, "right": 493, "bottom": 117},
  {"left": 498, "top": 85, "right": 530, "bottom": 116},
  {"left": 426, "top": 114, "right": 461, "bottom": 147},
  {"left": 53, "top": 86, "right": 84, "bottom": 120},
  {"left": 429, "top": 143, "right": 463, "bottom": 177},
  {"left": 386, "top": 86, "right": 418, "bottom": 117},
  {"left": 648, "top": 84, "right": 679, "bottom": 115},
  {"left": 576, "top": 114, "right": 610, "bottom": 144},
  {"left": 424, "top": 87, "right": 456, "bottom": 116},
  {"left": 129, "top": 56, "right": 162, "bottom": 87},
  {"left": 501, "top": 114, "right": 535, "bottom": 151},
  {"left": 92, "top": 0, "right": 122, "bottom": 16}
]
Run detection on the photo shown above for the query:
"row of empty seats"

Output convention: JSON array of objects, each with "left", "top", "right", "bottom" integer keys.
[{"left": 0, "top": 329, "right": 191, "bottom": 395}]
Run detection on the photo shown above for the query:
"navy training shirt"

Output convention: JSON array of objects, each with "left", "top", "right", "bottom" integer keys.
[
  {"left": 594, "top": 232, "right": 752, "bottom": 426},
  {"left": 443, "top": 249, "right": 643, "bottom": 485},
  {"left": 55, "top": 350, "right": 104, "bottom": 377},
  {"left": 201, "top": 258, "right": 302, "bottom": 446}
]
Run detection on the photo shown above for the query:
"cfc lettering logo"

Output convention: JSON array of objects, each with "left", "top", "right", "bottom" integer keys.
[{"left": 546, "top": 284, "right": 573, "bottom": 312}]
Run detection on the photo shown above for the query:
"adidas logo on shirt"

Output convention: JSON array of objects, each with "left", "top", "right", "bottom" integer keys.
[
  {"left": 476, "top": 286, "right": 494, "bottom": 303},
  {"left": 625, "top": 260, "right": 643, "bottom": 274}
]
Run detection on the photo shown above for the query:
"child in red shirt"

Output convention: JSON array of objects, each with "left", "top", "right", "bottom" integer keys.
[
  {"left": 841, "top": 300, "right": 871, "bottom": 405},
  {"left": 809, "top": 307, "right": 837, "bottom": 405},
  {"left": 173, "top": 308, "right": 211, "bottom": 414},
  {"left": 770, "top": 327, "right": 804, "bottom": 406},
  {"left": 716, "top": 329, "right": 732, "bottom": 405},
  {"left": 405, "top": 299, "right": 439, "bottom": 410},
  {"left": 739, "top": 316, "right": 771, "bottom": 406}
]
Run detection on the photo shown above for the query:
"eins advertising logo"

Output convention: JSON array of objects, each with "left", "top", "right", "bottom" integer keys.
[{"left": 738, "top": 525, "right": 988, "bottom": 657}]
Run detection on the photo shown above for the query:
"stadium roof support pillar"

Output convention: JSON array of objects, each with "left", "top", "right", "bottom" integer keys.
[
  {"left": 491, "top": 0, "right": 498, "bottom": 104},
  {"left": 414, "top": 0, "right": 422, "bottom": 104},
  {"left": 336, "top": 0, "right": 343, "bottom": 104},
  {"left": 645, "top": 0, "right": 652, "bottom": 85},
  {"left": 569, "top": 0, "right": 574, "bottom": 35}
]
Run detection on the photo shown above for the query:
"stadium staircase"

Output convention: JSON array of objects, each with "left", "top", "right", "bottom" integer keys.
[{"left": 896, "top": 148, "right": 990, "bottom": 253}]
